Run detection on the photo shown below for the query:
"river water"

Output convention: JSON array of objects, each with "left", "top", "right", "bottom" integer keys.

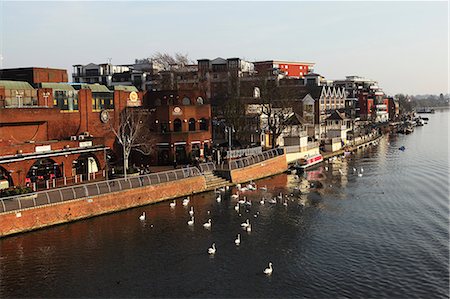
[{"left": 0, "top": 111, "right": 448, "bottom": 298}]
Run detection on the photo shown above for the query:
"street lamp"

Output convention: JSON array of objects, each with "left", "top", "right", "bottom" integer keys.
[{"left": 224, "top": 126, "right": 235, "bottom": 150}]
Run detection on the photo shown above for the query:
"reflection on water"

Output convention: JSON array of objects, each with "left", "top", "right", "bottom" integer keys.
[{"left": 0, "top": 111, "right": 448, "bottom": 298}]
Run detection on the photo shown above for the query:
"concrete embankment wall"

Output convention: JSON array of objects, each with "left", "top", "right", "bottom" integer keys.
[
  {"left": 229, "top": 154, "right": 288, "bottom": 183},
  {"left": 0, "top": 176, "right": 206, "bottom": 238}
]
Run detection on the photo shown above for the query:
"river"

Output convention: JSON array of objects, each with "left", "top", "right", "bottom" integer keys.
[{"left": 0, "top": 111, "right": 448, "bottom": 298}]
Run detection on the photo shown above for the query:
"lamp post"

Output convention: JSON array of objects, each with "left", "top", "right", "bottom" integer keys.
[{"left": 224, "top": 126, "right": 235, "bottom": 150}]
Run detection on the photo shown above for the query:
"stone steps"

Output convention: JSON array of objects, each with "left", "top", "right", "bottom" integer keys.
[{"left": 203, "top": 171, "right": 232, "bottom": 190}]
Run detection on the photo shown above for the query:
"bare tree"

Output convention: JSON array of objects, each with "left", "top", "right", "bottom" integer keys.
[
  {"left": 258, "top": 78, "right": 297, "bottom": 148},
  {"left": 111, "top": 108, "right": 154, "bottom": 178},
  {"left": 151, "top": 52, "right": 193, "bottom": 71}
]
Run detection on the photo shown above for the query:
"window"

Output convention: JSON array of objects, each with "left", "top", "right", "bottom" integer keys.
[
  {"left": 160, "top": 123, "right": 169, "bottom": 133},
  {"left": 173, "top": 118, "right": 182, "bottom": 132},
  {"left": 182, "top": 97, "right": 191, "bottom": 105},
  {"left": 199, "top": 118, "right": 208, "bottom": 131},
  {"left": 188, "top": 118, "right": 196, "bottom": 131},
  {"left": 54, "top": 90, "right": 78, "bottom": 111},
  {"left": 92, "top": 92, "right": 113, "bottom": 111}
]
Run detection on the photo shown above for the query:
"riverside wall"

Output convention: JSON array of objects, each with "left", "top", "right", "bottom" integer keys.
[
  {"left": 0, "top": 175, "right": 206, "bottom": 238},
  {"left": 229, "top": 154, "right": 288, "bottom": 183}
]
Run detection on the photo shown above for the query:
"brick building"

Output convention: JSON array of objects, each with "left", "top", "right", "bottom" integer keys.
[
  {"left": 144, "top": 90, "right": 212, "bottom": 165},
  {"left": 0, "top": 67, "right": 68, "bottom": 87},
  {"left": 0, "top": 73, "right": 142, "bottom": 190},
  {"left": 254, "top": 60, "right": 315, "bottom": 78}
]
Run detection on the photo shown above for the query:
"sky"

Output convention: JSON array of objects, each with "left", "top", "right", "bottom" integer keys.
[{"left": 0, "top": 1, "right": 448, "bottom": 95}]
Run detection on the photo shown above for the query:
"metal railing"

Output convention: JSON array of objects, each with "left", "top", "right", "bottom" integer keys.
[
  {"left": 221, "top": 148, "right": 284, "bottom": 170},
  {"left": 226, "top": 146, "right": 262, "bottom": 159},
  {"left": 198, "top": 162, "right": 216, "bottom": 173},
  {"left": 0, "top": 167, "right": 201, "bottom": 214}
]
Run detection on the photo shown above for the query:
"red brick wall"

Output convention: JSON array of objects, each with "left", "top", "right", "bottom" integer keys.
[
  {"left": 0, "top": 175, "right": 207, "bottom": 237},
  {"left": 230, "top": 155, "right": 288, "bottom": 183}
]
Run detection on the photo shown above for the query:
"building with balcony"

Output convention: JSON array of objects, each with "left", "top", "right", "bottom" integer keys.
[{"left": 254, "top": 60, "right": 315, "bottom": 78}]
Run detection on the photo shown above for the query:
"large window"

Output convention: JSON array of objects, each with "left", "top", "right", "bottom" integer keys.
[
  {"left": 188, "top": 118, "right": 196, "bottom": 131},
  {"left": 173, "top": 119, "right": 182, "bottom": 132},
  {"left": 199, "top": 118, "right": 208, "bottom": 131},
  {"left": 92, "top": 92, "right": 114, "bottom": 111},
  {"left": 53, "top": 90, "right": 78, "bottom": 111}
]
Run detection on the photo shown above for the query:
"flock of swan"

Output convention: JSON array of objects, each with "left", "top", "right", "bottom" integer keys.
[{"left": 137, "top": 162, "right": 368, "bottom": 276}]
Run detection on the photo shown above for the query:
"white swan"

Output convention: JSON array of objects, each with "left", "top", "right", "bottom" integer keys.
[
  {"left": 264, "top": 262, "right": 273, "bottom": 275},
  {"left": 203, "top": 219, "right": 212, "bottom": 229},
  {"left": 353, "top": 167, "right": 357, "bottom": 172},
  {"left": 238, "top": 197, "right": 246, "bottom": 205},
  {"left": 358, "top": 173, "right": 363, "bottom": 177},
  {"left": 189, "top": 206, "right": 194, "bottom": 216},
  {"left": 360, "top": 167, "right": 364, "bottom": 173},
  {"left": 169, "top": 200, "right": 176, "bottom": 208},
  {"left": 241, "top": 219, "right": 250, "bottom": 228},
  {"left": 260, "top": 198, "right": 265, "bottom": 205},
  {"left": 187, "top": 216, "right": 194, "bottom": 226},
  {"left": 268, "top": 198, "right": 277, "bottom": 204},
  {"left": 231, "top": 192, "right": 239, "bottom": 200},
  {"left": 245, "top": 199, "right": 252, "bottom": 206},
  {"left": 277, "top": 192, "right": 283, "bottom": 200},
  {"left": 283, "top": 200, "right": 288, "bottom": 207},
  {"left": 234, "top": 204, "right": 239, "bottom": 212},
  {"left": 139, "top": 212, "right": 146, "bottom": 221},
  {"left": 246, "top": 223, "right": 252, "bottom": 232},
  {"left": 218, "top": 187, "right": 225, "bottom": 192},
  {"left": 235, "top": 234, "right": 241, "bottom": 246},
  {"left": 208, "top": 243, "right": 216, "bottom": 255},
  {"left": 182, "top": 197, "right": 190, "bottom": 206},
  {"left": 216, "top": 195, "right": 221, "bottom": 203}
]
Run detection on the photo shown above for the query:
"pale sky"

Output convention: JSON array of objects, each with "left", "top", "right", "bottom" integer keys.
[{"left": 0, "top": 1, "right": 448, "bottom": 95}]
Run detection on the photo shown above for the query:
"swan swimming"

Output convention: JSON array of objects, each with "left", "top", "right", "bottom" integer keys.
[
  {"left": 231, "top": 192, "right": 240, "bottom": 200},
  {"left": 169, "top": 200, "right": 176, "bottom": 208},
  {"left": 189, "top": 206, "right": 194, "bottom": 216},
  {"left": 208, "top": 243, "right": 216, "bottom": 255},
  {"left": 241, "top": 219, "right": 250, "bottom": 228},
  {"left": 139, "top": 212, "right": 145, "bottom": 221},
  {"left": 216, "top": 195, "right": 221, "bottom": 203},
  {"left": 260, "top": 198, "right": 265, "bottom": 205},
  {"left": 182, "top": 197, "right": 190, "bottom": 206},
  {"left": 235, "top": 204, "right": 239, "bottom": 212},
  {"left": 246, "top": 223, "right": 252, "bottom": 232},
  {"left": 203, "top": 219, "right": 212, "bottom": 229},
  {"left": 187, "top": 217, "right": 194, "bottom": 226},
  {"left": 264, "top": 262, "right": 273, "bottom": 275},
  {"left": 235, "top": 234, "right": 241, "bottom": 246}
]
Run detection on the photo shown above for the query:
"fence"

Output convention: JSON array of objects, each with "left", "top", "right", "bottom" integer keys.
[
  {"left": 226, "top": 146, "right": 262, "bottom": 159},
  {"left": 221, "top": 148, "right": 284, "bottom": 170},
  {"left": 29, "top": 170, "right": 106, "bottom": 192},
  {"left": 0, "top": 167, "right": 201, "bottom": 214},
  {"left": 198, "top": 162, "right": 216, "bottom": 173}
]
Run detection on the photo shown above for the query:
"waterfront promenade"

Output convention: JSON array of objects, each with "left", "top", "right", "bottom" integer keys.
[{"left": 0, "top": 133, "right": 381, "bottom": 238}]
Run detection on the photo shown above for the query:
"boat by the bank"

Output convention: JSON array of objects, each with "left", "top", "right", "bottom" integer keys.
[{"left": 293, "top": 154, "right": 324, "bottom": 171}]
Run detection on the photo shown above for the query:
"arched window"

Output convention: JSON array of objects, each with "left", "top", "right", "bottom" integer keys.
[
  {"left": 188, "top": 118, "right": 196, "bottom": 131},
  {"left": 173, "top": 118, "right": 182, "bottom": 132},
  {"left": 182, "top": 97, "right": 191, "bottom": 105},
  {"left": 199, "top": 118, "right": 208, "bottom": 131}
]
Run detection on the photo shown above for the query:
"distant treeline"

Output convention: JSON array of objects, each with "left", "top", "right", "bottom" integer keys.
[{"left": 395, "top": 93, "right": 449, "bottom": 112}]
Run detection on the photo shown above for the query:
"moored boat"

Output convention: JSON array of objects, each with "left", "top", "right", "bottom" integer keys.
[{"left": 294, "top": 154, "right": 324, "bottom": 170}]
